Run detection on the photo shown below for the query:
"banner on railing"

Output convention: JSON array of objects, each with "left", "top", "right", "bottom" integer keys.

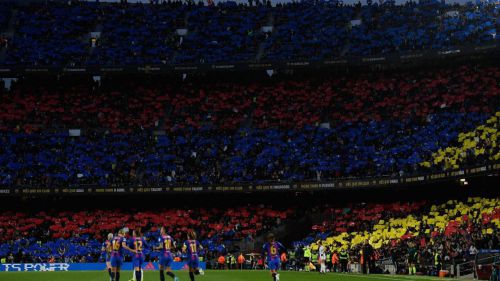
[
  {"left": 0, "top": 163, "right": 498, "bottom": 195},
  {"left": 0, "top": 45, "right": 497, "bottom": 76},
  {"left": 0, "top": 262, "right": 206, "bottom": 272},
  {"left": 478, "top": 249, "right": 500, "bottom": 254}
]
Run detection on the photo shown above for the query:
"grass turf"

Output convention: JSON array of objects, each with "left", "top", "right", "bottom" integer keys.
[{"left": 0, "top": 270, "right": 462, "bottom": 281}]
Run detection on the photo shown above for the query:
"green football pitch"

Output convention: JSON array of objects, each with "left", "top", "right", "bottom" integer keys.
[{"left": 0, "top": 270, "right": 464, "bottom": 281}]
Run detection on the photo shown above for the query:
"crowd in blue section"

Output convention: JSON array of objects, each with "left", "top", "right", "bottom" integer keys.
[
  {"left": 0, "top": 112, "right": 491, "bottom": 187},
  {"left": 0, "top": 231, "right": 216, "bottom": 263},
  {"left": 0, "top": 0, "right": 497, "bottom": 65},
  {"left": 0, "top": 237, "right": 102, "bottom": 262}
]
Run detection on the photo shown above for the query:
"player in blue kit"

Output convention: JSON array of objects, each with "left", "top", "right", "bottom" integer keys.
[
  {"left": 262, "top": 233, "right": 286, "bottom": 281},
  {"left": 182, "top": 230, "right": 204, "bottom": 281},
  {"left": 111, "top": 229, "right": 131, "bottom": 281},
  {"left": 129, "top": 228, "right": 148, "bottom": 281},
  {"left": 101, "top": 233, "right": 114, "bottom": 281},
  {"left": 155, "top": 227, "right": 179, "bottom": 281}
]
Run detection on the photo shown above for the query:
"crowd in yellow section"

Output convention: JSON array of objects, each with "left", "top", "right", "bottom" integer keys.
[
  {"left": 421, "top": 112, "right": 500, "bottom": 170},
  {"left": 303, "top": 197, "right": 499, "bottom": 276}
]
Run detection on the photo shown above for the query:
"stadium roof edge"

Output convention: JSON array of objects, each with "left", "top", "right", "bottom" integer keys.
[{"left": 5, "top": 0, "right": 496, "bottom": 7}]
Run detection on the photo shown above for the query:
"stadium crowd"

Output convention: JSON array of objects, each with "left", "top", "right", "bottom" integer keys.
[
  {"left": 0, "top": 1, "right": 498, "bottom": 280},
  {"left": 0, "top": 0, "right": 497, "bottom": 65},
  {"left": 295, "top": 197, "right": 500, "bottom": 275},
  {"left": 421, "top": 112, "right": 500, "bottom": 171},
  {"left": 0, "top": 206, "right": 292, "bottom": 263},
  {"left": 0, "top": 196, "right": 498, "bottom": 277},
  {"left": 0, "top": 65, "right": 498, "bottom": 187}
]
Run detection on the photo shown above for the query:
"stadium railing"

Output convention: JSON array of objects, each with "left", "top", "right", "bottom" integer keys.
[
  {"left": 0, "top": 44, "right": 497, "bottom": 76},
  {"left": 457, "top": 252, "right": 500, "bottom": 279},
  {"left": 1, "top": 162, "right": 498, "bottom": 195}
]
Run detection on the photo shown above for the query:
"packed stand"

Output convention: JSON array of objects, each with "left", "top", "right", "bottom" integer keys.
[
  {"left": 306, "top": 201, "right": 427, "bottom": 239},
  {"left": 0, "top": 0, "right": 498, "bottom": 65},
  {"left": 0, "top": 77, "right": 167, "bottom": 134},
  {"left": 345, "top": 1, "right": 497, "bottom": 56},
  {"left": 173, "top": 2, "right": 269, "bottom": 64},
  {"left": 295, "top": 197, "right": 500, "bottom": 275},
  {"left": 0, "top": 65, "right": 499, "bottom": 187},
  {"left": 0, "top": 113, "right": 487, "bottom": 187},
  {"left": 261, "top": 2, "right": 354, "bottom": 61},
  {"left": 1, "top": 66, "right": 498, "bottom": 132},
  {"left": 263, "top": 1, "right": 498, "bottom": 60},
  {"left": 0, "top": 206, "right": 292, "bottom": 263},
  {"left": 87, "top": 2, "right": 185, "bottom": 65},
  {"left": 4, "top": 3, "right": 98, "bottom": 66},
  {"left": 421, "top": 112, "right": 500, "bottom": 170}
]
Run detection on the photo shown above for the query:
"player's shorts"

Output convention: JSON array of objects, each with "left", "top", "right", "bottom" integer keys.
[
  {"left": 105, "top": 253, "right": 111, "bottom": 262},
  {"left": 133, "top": 253, "right": 145, "bottom": 268},
  {"left": 110, "top": 255, "right": 123, "bottom": 268},
  {"left": 187, "top": 255, "right": 199, "bottom": 269},
  {"left": 159, "top": 252, "right": 173, "bottom": 268},
  {"left": 268, "top": 257, "right": 281, "bottom": 271}
]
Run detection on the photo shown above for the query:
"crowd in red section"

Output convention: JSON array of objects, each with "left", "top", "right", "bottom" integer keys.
[
  {"left": 310, "top": 202, "right": 427, "bottom": 234},
  {"left": 0, "top": 206, "right": 292, "bottom": 242},
  {"left": 0, "top": 66, "right": 498, "bottom": 133}
]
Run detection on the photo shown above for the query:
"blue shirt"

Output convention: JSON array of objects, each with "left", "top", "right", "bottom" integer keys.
[
  {"left": 130, "top": 237, "right": 148, "bottom": 253},
  {"left": 101, "top": 240, "right": 112, "bottom": 255},
  {"left": 263, "top": 241, "right": 285, "bottom": 260},
  {"left": 111, "top": 236, "right": 126, "bottom": 257},
  {"left": 158, "top": 235, "right": 174, "bottom": 254},
  {"left": 184, "top": 240, "right": 201, "bottom": 257}
]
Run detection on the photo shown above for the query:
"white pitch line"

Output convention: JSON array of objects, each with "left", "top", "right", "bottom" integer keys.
[
  {"left": 379, "top": 275, "right": 471, "bottom": 281},
  {"left": 336, "top": 273, "right": 419, "bottom": 281},
  {"left": 332, "top": 273, "right": 468, "bottom": 281}
]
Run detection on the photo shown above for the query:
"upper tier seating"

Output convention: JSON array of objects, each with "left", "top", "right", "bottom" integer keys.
[{"left": 0, "top": 1, "right": 497, "bottom": 65}]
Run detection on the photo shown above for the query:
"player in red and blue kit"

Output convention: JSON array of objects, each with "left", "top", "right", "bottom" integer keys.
[
  {"left": 111, "top": 229, "right": 131, "bottom": 281},
  {"left": 130, "top": 228, "right": 148, "bottom": 281},
  {"left": 155, "top": 227, "right": 179, "bottom": 281},
  {"left": 101, "top": 233, "right": 114, "bottom": 281},
  {"left": 183, "top": 230, "right": 205, "bottom": 281},
  {"left": 262, "top": 233, "right": 286, "bottom": 281}
]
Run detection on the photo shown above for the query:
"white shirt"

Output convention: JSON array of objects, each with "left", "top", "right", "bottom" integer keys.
[{"left": 319, "top": 246, "right": 326, "bottom": 258}]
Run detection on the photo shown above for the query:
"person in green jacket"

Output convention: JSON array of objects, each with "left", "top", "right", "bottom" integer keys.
[
  {"left": 339, "top": 249, "right": 349, "bottom": 273},
  {"left": 311, "top": 251, "right": 318, "bottom": 271},
  {"left": 408, "top": 243, "right": 418, "bottom": 275},
  {"left": 303, "top": 246, "right": 312, "bottom": 271}
]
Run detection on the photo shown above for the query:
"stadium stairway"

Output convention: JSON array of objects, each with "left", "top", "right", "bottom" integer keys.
[
  {"left": 279, "top": 213, "right": 316, "bottom": 247},
  {"left": 339, "top": 5, "right": 363, "bottom": 58},
  {"left": 0, "top": 9, "right": 17, "bottom": 63},
  {"left": 158, "top": 103, "right": 173, "bottom": 130},
  {"left": 86, "top": 22, "right": 103, "bottom": 57},
  {"left": 249, "top": 210, "right": 315, "bottom": 250},
  {"left": 255, "top": 10, "right": 274, "bottom": 62},
  {"left": 170, "top": 10, "right": 191, "bottom": 65}
]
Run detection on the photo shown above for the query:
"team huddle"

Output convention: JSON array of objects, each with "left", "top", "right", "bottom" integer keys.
[
  {"left": 101, "top": 227, "right": 204, "bottom": 281},
  {"left": 101, "top": 229, "right": 285, "bottom": 281}
]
